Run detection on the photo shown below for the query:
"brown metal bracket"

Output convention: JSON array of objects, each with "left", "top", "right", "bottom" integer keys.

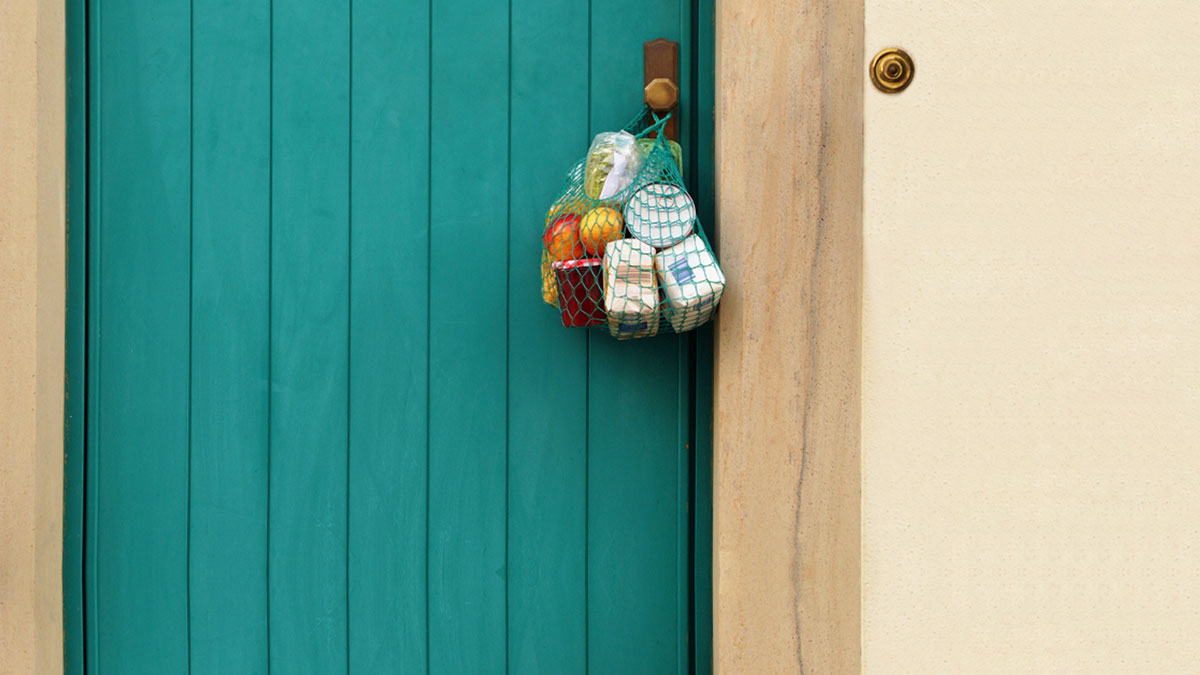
[{"left": 643, "top": 38, "right": 679, "bottom": 141}]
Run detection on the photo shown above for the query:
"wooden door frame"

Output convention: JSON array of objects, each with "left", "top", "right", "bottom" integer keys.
[
  {"left": 0, "top": 0, "right": 864, "bottom": 672},
  {"left": 0, "top": 0, "right": 68, "bottom": 672},
  {"left": 713, "top": 0, "right": 863, "bottom": 672}
]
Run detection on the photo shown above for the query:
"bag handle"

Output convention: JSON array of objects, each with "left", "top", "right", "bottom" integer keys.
[{"left": 633, "top": 110, "right": 674, "bottom": 141}]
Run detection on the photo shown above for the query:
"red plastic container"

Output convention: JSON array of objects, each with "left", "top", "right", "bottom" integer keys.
[{"left": 552, "top": 258, "right": 605, "bottom": 327}]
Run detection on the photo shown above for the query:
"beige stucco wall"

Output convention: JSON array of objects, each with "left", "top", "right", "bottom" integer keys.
[
  {"left": 0, "top": 0, "right": 66, "bottom": 671},
  {"left": 863, "top": 1, "right": 1200, "bottom": 672}
]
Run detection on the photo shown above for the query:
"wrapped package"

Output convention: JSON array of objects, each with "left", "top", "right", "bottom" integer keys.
[
  {"left": 584, "top": 131, "right": 642, "bottom": 199},
  {"left": 553, "top": 258, "right": 605, "bottom": 327},
  {"left": 655, "top": 235, "right": 725, "bottom": 332},
  {"left": 625, "top": 182, "right": 695, "bottom": 249},
  {"left": 603, "top": 238, "right": 660, "bottom": 339}
]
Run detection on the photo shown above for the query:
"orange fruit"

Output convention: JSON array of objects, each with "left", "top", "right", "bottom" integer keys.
[{"left": 579, "top": 207, "right": 624, "bottom": 256}]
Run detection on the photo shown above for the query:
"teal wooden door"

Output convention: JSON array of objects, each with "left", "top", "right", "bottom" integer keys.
[{"left": 77, "top": 0, "right": 713, "bottom": 672}]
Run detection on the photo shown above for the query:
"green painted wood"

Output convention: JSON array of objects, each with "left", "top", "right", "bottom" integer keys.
[
  {"left": 427, "top": 0, "right": 510, "bottom": 670},
  {"left": 188, "top": 0, "right": 271, "bottom": 670},
  {"left": 347, "top": 0, "right": 430, "bottom": 671},
  {"left": 91, "top": 0, "right": 192, "bottom": 670},
  {"left": 64, "top": 0, "right": 86, "bottom": 670},
  {"left": 506, "top": 0, "right": 590, "bottom": 672},
  {"left": 82, "top": 1, "right": 713, "bottom": 671},
  {"left": 675, "top": 9, "right": 697, "bottom": 672},
  {"left": 691, "top": 0, "right": 717, "bottom": 668},
  {"left": 84, "top": 2, "right": 101, "bottom": 670},
  {"left": 268, "top": 1, "right": 351, "bottom": 671},
  {"left": 587, "top": 4, "right": 690, "bottom": 673}
]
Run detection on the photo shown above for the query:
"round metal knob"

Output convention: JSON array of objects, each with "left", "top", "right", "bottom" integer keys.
[
  {"left": 870, "top": 48, "right": 914, "bottom": 93},
  {"left": 644, "top": 77, "right": 679, "bottom": 112}
]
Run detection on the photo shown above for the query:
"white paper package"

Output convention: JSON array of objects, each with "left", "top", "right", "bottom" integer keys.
[
  {"left": 603, "top": 238, "right": 660, "bottom": 339},
  {"left": 654, "top": 234, "right": 725, "bottom": 332}
]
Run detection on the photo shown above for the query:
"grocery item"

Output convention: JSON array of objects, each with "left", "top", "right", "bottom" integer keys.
[
  {"left": 655, "top": 234, "right": 725, "bottom": 332},
  {"left": 540, "top": 248, "right": 558, "bottom": 306},
  {"left": 625, "top": 182, "right": 695, "bottom": 249},
  {"left": 636, "top": 138, "right": 683, "bottom": 173},
  {"left": 603, "top": 238, "right": 659, "bottom": 339},
  {"left": 579, "top": 206, "right": 624, "bottom": 256},
  {"left": 546, "top": 195, "right": 584, "bottom": 224},
  {"left": 540, "top": 107, "right": 723, "bottom": 338},
  {"left": 543, "top": 213, "right": 585, "bottom": 262},
  {"left": 553, "top": 259, "right": 605, "bottom": 327},
  {"left": 584, "top": 131, "right": 642, "bottom": 199}
]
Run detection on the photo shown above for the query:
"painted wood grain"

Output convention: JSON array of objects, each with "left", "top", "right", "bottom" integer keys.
[
  {"left": 713, "top": 0, "right": 863, "bottom": 672},
  {"left": 82, "top": 0, "right": 707, "bottom": 670},
  {"left": 587, "top": 4, "right": 690, "bottom": 673},
  {"left": 268, "top": 1, "right": 351, "bottom": 670},
  {"left": 506, "top": 0, "right": 590, "bottom": 671},
  {"left": 91, "top": 0, "right": 192, "bottom": 669},
  {"left": 188, "top": 0, "right": 271, "bottom": 671},
  {"left": 347, "top": 0, "right": 430, "bottom": 671},
  {"left": 66, "top": 0, "right": 87, "bottom": 667},
  {"left": 427, "top": 0, "right": 510, "bottom": 670},
  {"left": 691, "top": 1, "right": 717, "bottom": 669}
]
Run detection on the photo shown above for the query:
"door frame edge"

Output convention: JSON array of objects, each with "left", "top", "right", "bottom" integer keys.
[
  {"left": 712, "top": 0, "right": 864, "bottom": 672},
  {"left": 1, "top": 0, "right": 70, "bottom": 672}
]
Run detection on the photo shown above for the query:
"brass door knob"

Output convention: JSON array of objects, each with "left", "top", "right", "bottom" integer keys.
[
  {"left": 870, "top": 48, "right": 914, "bottom": 93},
  {"left": 645, "top": 77, "right": 679, "bottom": 112}
]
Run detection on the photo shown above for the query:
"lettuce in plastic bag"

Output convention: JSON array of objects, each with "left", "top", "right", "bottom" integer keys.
[{"left": 584, "top": 131, "right": 642, "bottom": 199}]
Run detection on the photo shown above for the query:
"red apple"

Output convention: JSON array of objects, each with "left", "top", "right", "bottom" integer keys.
[{"left": 544, "top": 213, "right": 585, "bottom": 262}]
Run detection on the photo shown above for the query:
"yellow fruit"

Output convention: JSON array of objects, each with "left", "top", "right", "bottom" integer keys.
[
  {"left": 548, "top": 196, "right": 622, "bottom": 225},
  {"left": 579, "top": 207, "right": 624, "bottom": 256},
  {"left": 541, "top": 249, "right": 558, "bottom": 307}
]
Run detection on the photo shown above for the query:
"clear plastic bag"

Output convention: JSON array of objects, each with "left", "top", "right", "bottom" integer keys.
[{"left": 584, "top": 131, "right": 642, "bottom": 199}]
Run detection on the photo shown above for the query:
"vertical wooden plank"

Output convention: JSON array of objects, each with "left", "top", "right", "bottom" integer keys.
[
  {"left": 427, "top": 0, "right": 509, "bottom": 669},
  {"left": 713, "top": 0, "right": 863, "bottom": 672},
  {"left": 64, "top": 0, "right": 87, "bottom": 670},
  {"left": 674, "top": 13, "right": 694, "bottom": 673},
  {"left": 347, "top": 0, "right": 430, "bottom": 671},
  {"left": 507, "top": 0, "right": 589, "bottom": 672},
  {"left": 269, "top": 0, "right": 351, "bottom": 671},
  {"left": 586, "top": 338, "right": 683, "bottom": 674},
  {"left": 91, "top": 0, "right": 192, "bottom": 669},
  {"left": 188, "top": 0, "right": 270, "bottom": 670},
  {"left": 691, "top": 0, "right": 717, "bottom": 668},
  {"left": 84, "top": 2, "right": 102, "bottom": 669},
  {"left": 587, "top": 6, "right": 687, "bottom": 673}
]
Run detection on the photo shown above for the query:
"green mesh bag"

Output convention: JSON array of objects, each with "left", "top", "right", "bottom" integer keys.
[{"left": 541, "top": 108, "right": 724, "bottom": 339}]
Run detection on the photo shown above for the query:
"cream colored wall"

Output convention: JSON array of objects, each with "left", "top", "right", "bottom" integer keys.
[
  {"left": 0, "top": 0, "right": 65, "bottom": 671},
  {"left": 863, "top": 1, "right": 1200, "bottom": 672}
]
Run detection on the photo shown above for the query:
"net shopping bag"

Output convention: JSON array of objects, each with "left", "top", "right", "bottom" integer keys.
[{"left": 541, "top": 108, "right": 725, "bottom": 339}]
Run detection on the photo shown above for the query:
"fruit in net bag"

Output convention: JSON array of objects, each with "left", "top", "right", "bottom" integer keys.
[
  {"left": 539, "top": 107, "right": 726, "bottom": 337},
  {"left": 544, "top": 213, "right": 585, "bottom": 262},
  {"left": 579, "top": 206, "right": 624, "bottom": 256}
]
